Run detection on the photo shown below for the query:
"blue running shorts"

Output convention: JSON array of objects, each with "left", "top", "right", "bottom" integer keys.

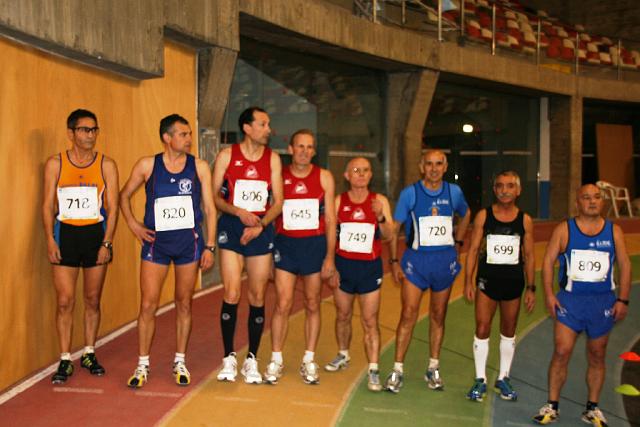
[
  {"left": 274, "top": 234, "right": 327, "bottom": 276},
  {"left": 141, "top": 227, "right": 204, "bottom": 266},
  {"left": 555, "top": 290, "right": 616, "bottom": 339},
  {"left": 401, "top": 247, "right": 461, "bottom": 292},
  {"left": 335, "top": 255, "right": 382, "bottom": 295},
  {"left": 217, "top": 213, "right": 274, "bottom": 257}
]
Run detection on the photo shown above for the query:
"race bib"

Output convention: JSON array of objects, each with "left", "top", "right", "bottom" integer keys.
[
  {"left": 282, "top": 198, "right": 319, "bottom": 230},
  {"left": 418, "top": 216, "right": 454, "bottom": 246},
  {"left": 233, "top": 179, "right": 268, "bottom": 212},
  {"left": 57, "top": 186, "right": 100, "bottom": 220},
  {"left": 339, "top": 222, "right": 375, "bottom": 254},
  {"left": 154, "top": 196, "right": 195, "bottom": 231},
  {"left": 486, "top": 234, "right": 521, "bottom": 265},
  {"left": 570, "top": 249, "right": 610, "bottom": 282}
]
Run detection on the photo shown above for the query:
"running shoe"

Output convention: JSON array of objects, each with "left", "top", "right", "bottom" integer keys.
[
  {"left": 324, "top": 353, "right": 350, "bottom": 372},
  {"left": 264, "top": 360, "right": 283, "bottom": 384},
  {"left": 300, "top": 361, "right": 320, "bottom": 385},
  {"left": 51, "top": 360, "right": 74, "bottom": 384},
  {"left": 384, "top": 369, "right": 404, "bottom": 393},
  {"left": 173, "top": 361, "right": 191, "bottom": 386},
  {"left": 241, "top": 353, "right": 263, "bottom": 384},
  {"left": 466, "top": 378, "right": 487, "bottom": 402},
  {"left": 217, "top": 352, "right": 237, "bottom": 382},
  {"left": 494, "top": 377, "right": 517, "bottom": 401},
  {"left": 127, "top": 364, "right": 149, "bottom": 388},
  {"left": 581, "top": 407, "right": 608, "bottom": 427},
  {"left": 532, "top": 403, "right": 559, "bottom": 425},
  {"left": 425, "top": 367, "right": 444, "bottom": 390},
  {"left": 80, "top": 352, "right": 105, "bottom": 376},
  {"left": 367, "top": 369, "right": 382, "bottom": 392}
]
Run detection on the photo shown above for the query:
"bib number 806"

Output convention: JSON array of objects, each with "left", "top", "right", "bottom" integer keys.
[{"left": 241, "top": 191, "right": 263, "bottom": 202}]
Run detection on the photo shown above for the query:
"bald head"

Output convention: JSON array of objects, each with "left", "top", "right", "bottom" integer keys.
[
  {"left": 346, "top": 157, "right": 371, "bottom": 172},
  {"left": 575, "top": 183, "right": 604, "bottom": 217},
  {"left": 421, "top": 149, "right": 448, "bottom": 166}
]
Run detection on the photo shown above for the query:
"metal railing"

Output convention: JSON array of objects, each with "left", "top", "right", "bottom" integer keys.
[{"left": 352, "top": 0, "right": 640, "bottom": 81}]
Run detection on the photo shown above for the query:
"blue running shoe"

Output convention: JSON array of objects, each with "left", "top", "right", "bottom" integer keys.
[
  {"left": 466, "top": 378, "right": 487, "bottom": 402},
  {"left": 494, "top": 377, "right": 517, "bottom": 401}
]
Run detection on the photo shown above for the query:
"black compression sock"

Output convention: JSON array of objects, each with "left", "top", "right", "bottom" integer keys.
[
  {"left": 220, "top": 302, "right": 238, "bottom": 356},
  {"left": 248, "top": 305, "right": 265, "bottom": 356}
]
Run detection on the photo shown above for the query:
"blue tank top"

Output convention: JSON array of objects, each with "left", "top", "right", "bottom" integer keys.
[
  {"left": 407, "top": 181, "right": 455, "bottom": 252},
  {"left": 558, "top": 218, "right": 616, "bottom": 295},
  {"left": 144, "top": 153, "right": 202, "bottom": 231}
]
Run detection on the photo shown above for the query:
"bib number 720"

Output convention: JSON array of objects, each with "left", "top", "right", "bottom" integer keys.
[{"left": 429, "top": 226, "right": 446, "bottom": 236}]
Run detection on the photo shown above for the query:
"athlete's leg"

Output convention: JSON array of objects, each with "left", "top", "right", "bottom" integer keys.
[
  {"left": 137, "top": 260, "right": 170, "bottom": 356},
  {"left": 333, "top": 287, "right": 356, "bottom": 351},
  {"left": 271, "top": 268, "right": 297, "bottom": 352},
  {"left": 497, "top": 297, "right": 522, "bottom": 380},
  {"left": 475, "top": 290, "right": 499, "bottom": 339},
  {"left": 245, "top": 253, "right": 272, "bottom": 355},
  {"left": 393, "top": 280, "right": 423, "bottom": 362},
  {"left": 428, "top": 285, "right": 453, "bottom": 359},
  {"left": 53, "top": 265, "right": 80, "bottom": 353},
  {"left": 358, "top": 289, "right": 381, "bottom": 364},
  {"left": 81, "top": 264, "right": 108, "bottom": 347},
  {"left": 585, "top": 334, "right": 609, "bottom": 403},
  {"left": 302, "top": 273, "right": 323, "bottom": 353},
  {"left": 174, "top": 261, "right": 199, "bottom": 354},
  {"left": 219, "top": 249, "right": 244, "bottom": 355},
  {"left": 548, "top": 321, "right": 579, "bottom": 401},
  {"left": 473, "top": 290, "right": 498, "bottom": 380}
]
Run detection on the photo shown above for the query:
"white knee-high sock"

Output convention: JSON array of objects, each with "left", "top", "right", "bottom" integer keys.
[
  {"left": 473, "top": 336, "right": 489, "bottom": 380},
  {"left": 499, "top": 334, "right": 516, "bottom": 380}
]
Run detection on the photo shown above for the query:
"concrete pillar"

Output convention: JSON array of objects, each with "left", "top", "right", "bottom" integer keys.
[
  {"left": 549, "top": 95, "right": 583, "bottom": 218},
  {"left": 197, "top": 46, "right": 237, "bottom": 288},
  {"left": 386, "top": 69, "right": 439, "bottom": 200}
]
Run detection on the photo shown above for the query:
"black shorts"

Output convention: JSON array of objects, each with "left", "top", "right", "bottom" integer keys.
[
  {"left": 335, "top": 255, "right": 383, "bottom": 295},
  {"left": 476, "top": 275, "right": 524, "bottom": 301},
  {"left": 54, "top": 222, "right": 107, "bottom": 268}
]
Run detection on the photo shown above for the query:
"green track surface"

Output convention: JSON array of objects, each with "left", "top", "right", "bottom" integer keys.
[{"left": 337, "top": 256, "right": 640, "bottom": 427}]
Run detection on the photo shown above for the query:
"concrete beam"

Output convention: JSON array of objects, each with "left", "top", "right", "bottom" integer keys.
[
  {"left": 404, "top": 69, "right": 440, "bottom": 187},
  {"left": 0, "top": 0, "right": 164, "bottom": 78},
  {"left": 164, "top": 0, "right": 239, "bottom": 51},
  {"left": 198, "top": 47, "right": 238, "bottom": 131}
]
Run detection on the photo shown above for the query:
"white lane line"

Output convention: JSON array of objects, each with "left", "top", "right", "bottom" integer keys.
[
  {"left": 432, "top": 413, "right": 478, "bottom": 422},
  {"left": 134, "top": 391, "right": 182, "bottom": 398},
  {"left": 506, "top": 421, "right": 535, "bottom": 427},
  {"left": 291, "top": 401, "right": 335, "bottom": 408},
  {"left": 0, "top": 284, "right": 223, "bottom": 405},
  {"left": 52, "top": 387, "right": 104, "bottom": 395},
  {"left": 363, "top": 407, "right": 408, "bottom": 415},
  {"left": 213, "top": 396, "right": 259, "bottom": 403}
]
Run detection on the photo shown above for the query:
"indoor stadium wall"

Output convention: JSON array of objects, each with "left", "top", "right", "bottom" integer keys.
[{"left": 0, "top": 38, "right": 197, "bottom": 391}]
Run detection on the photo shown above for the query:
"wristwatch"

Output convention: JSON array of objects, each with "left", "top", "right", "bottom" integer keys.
[
  {"left": 377, "top": 216, "right": 386, "bottom": 223},
  {"left": 101, "top": 241, "right": 113, "bottom": 250},
  {"left": 616, "top": 298, "right": 629, "bottom": 306},
  {"left": 205, "top": 245, "right": 217, "bottom": 254},
  {"left": 389, "top": 258, "right": 399, "bottom": 265},
  {"left": 526, "top": 285, "right": 536, "bottom": 293}
]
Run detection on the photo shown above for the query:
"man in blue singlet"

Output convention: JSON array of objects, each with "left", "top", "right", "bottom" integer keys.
[
  {"left": 533, "top": 184, "right": 631, "bottom": 426},
  {"left": 120, "top": 114, "right": 217, "bottom": 388},
  {"left": 384, "top": 149, "right": 471, "bottom": 393}
]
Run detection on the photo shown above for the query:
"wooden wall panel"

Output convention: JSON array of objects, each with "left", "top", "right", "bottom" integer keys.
[
  {"left": 596, "top": 123, "right": 635, "bottom": 196},
  {"left": 0, "top": 37, "right": 197, "bottom": 391}
]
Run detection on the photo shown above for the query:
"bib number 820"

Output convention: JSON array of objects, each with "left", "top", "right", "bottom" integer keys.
[{"left": 162, "top": 207, "right": 186, "bottom": 219}]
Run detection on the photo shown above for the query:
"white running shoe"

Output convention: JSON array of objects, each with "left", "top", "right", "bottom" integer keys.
[
  {"left": 241, "top": 353, "right": 263, "bottom": 384},
  {"left": 324, "top": 353, "right": 350, "bottom": 372},
  {"left": 217, "top": 352, "right": 237, "bottom": 382},
  {"left": 300, "top": 361, "right": 320, "bottom": 385},
  {"left": 264, "top": 360, "right": 283, "bottom": 384}
]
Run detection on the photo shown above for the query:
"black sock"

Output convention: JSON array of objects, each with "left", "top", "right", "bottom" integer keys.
[
  {"left": 548, "top": 400, "right": 559, "bottom": 411},
  {"left": 220, "top": 302, "right": 238, "bottom": 356},
  {"left": 248, "top": 305, "right": 265, "bottom": 356},
  {"left": 586, "top": 401, "right": 598, "bottom": 411}
]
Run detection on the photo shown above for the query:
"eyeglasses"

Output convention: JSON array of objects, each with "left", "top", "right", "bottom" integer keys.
[
  {"left": 73, "top": 126, "right": 100, "bottom": 135},
  {"left": 351, "top": 167, "right": 371, "bottom": 174}
]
